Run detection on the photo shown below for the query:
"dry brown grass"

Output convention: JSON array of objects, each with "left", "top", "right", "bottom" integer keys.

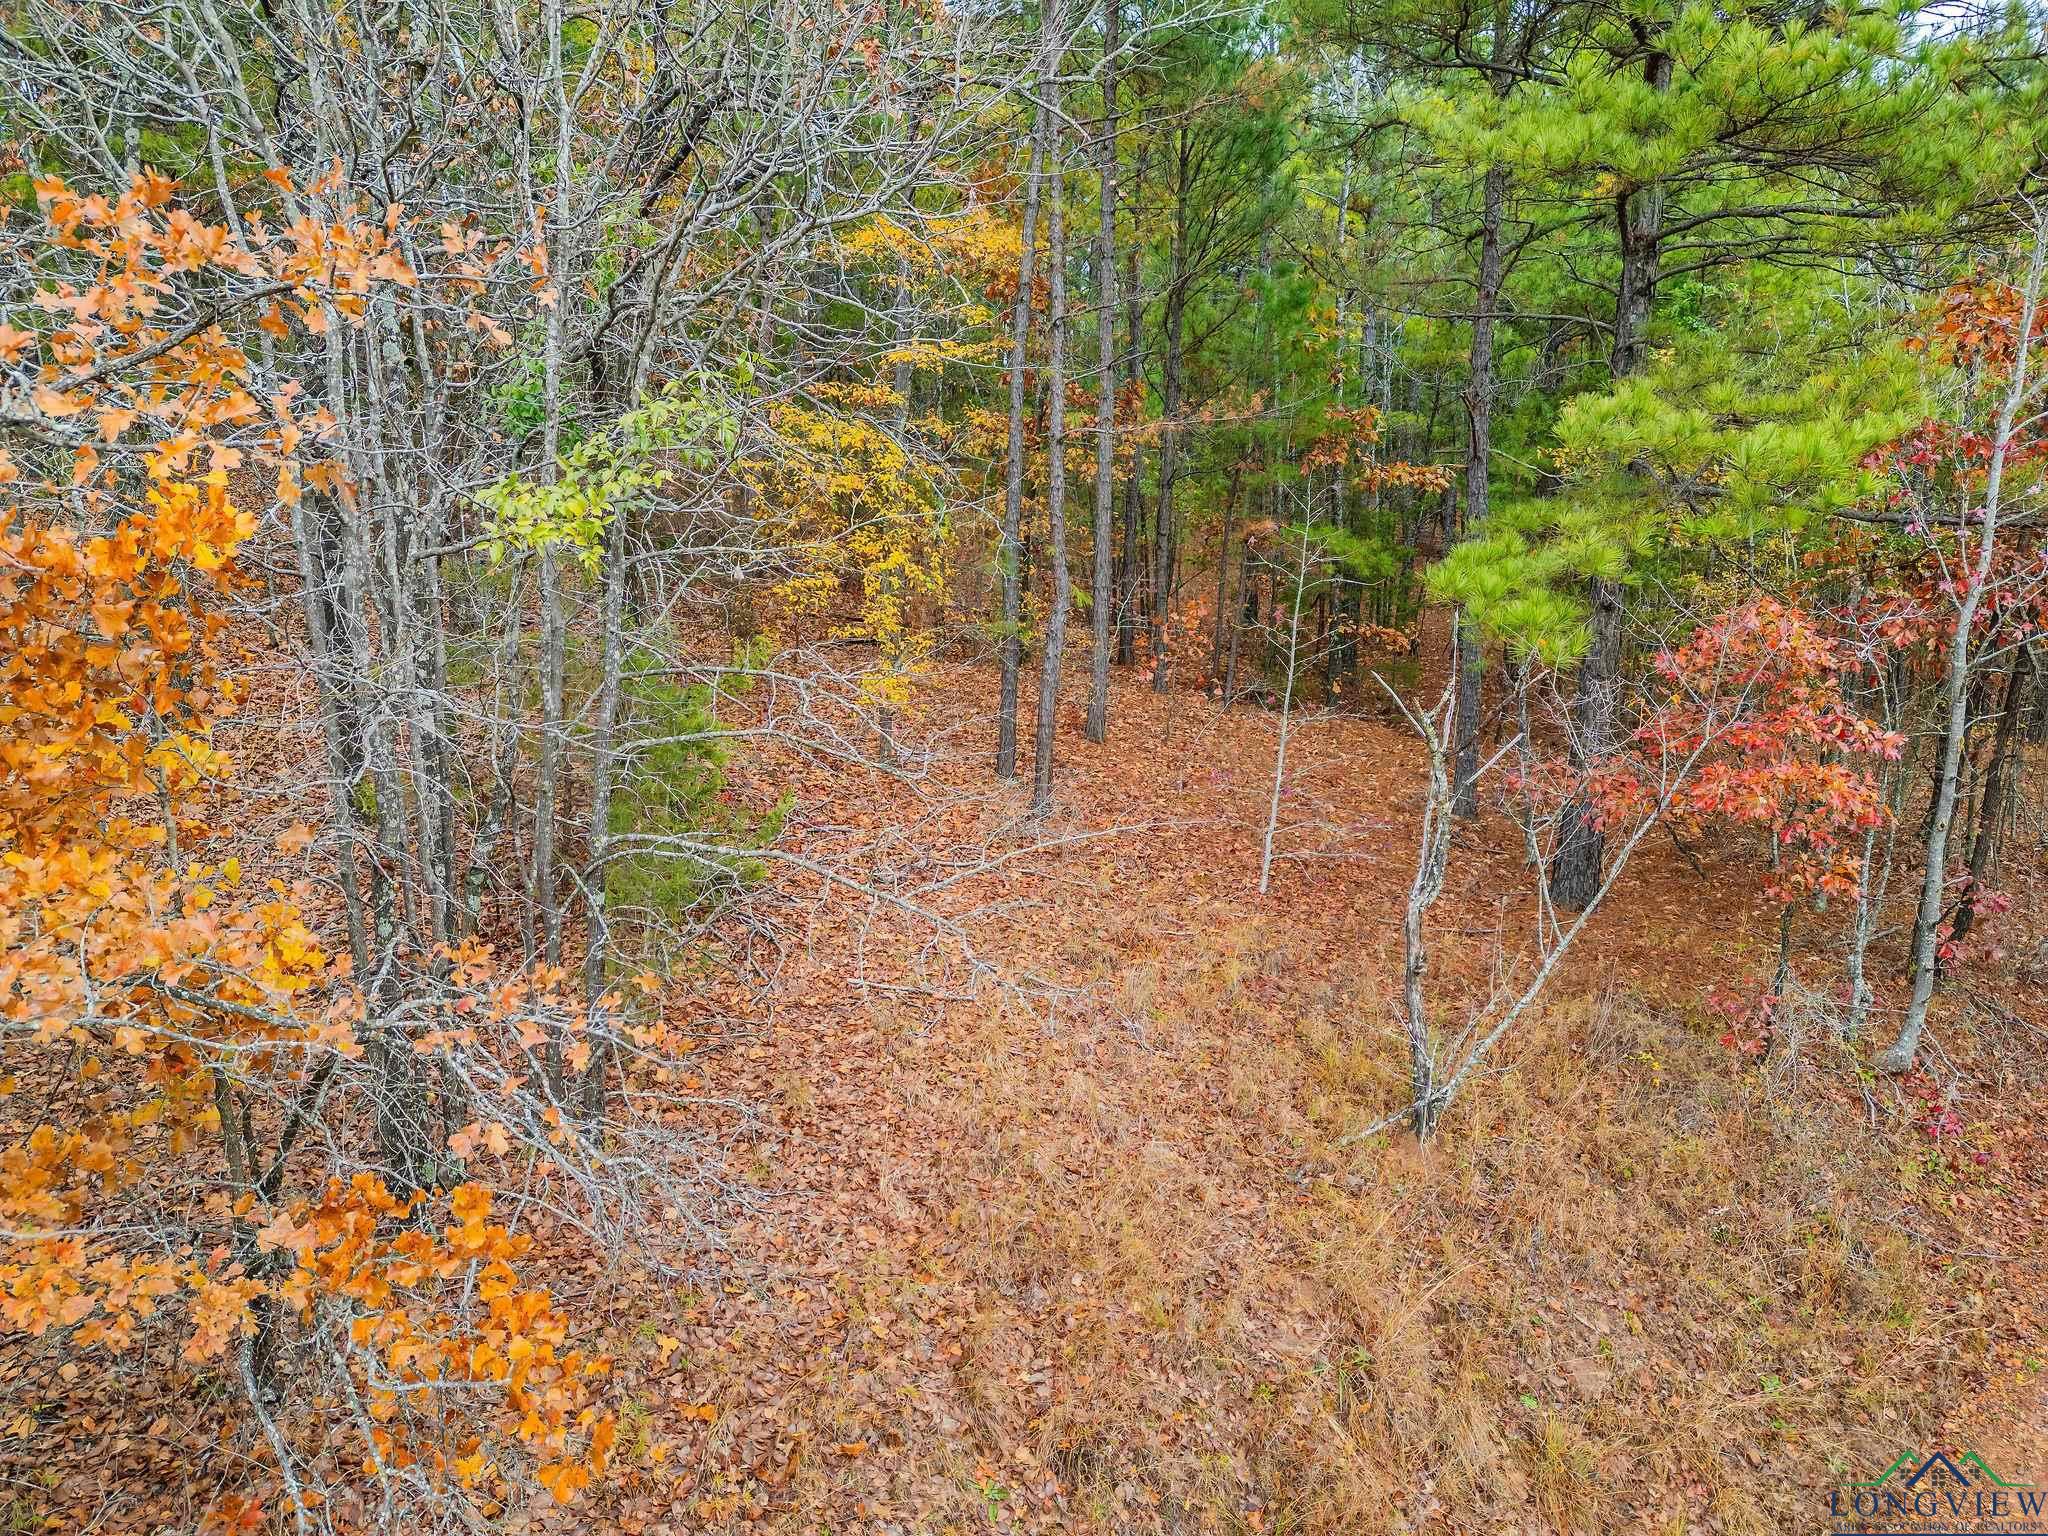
[{"left": 908, "top": 913, "right": 2000, "bottom": 1535}]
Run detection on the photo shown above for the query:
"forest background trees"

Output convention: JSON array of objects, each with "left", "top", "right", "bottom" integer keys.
[{"left": 3, "top": 0, "right": 2047, "bottom": 1524}]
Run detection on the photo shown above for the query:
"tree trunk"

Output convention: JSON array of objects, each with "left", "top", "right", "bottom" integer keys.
[
  {"left": 1208, "top": 464, "right": 1243, "bottom": 685},
  {"left": 1403, "top": 701, "right": 1454, "bottom": 1140},
  {"left": 465, "top": 559, "right": 527, "bottom": 939},
  {"left": 284, "top": 493, "right": 372, "bottom": 977},
  {"left": 1224, "top": 535, "right": 1251, "bottom": 706},
  {"left": 1452, "top": 158, "right": 1506, "bottom": 819},
  {"left": 877, "top": 253, "right": 917, "bottom": 762},
  {"left": 1608, "top": 45, "right": 1671, "bottom": 381},
  {"left": 1949, "top": 646, "right": 2031, "bottom": 954},
  {"left": 996, "top": 85, "right": 1050, "bottom": 780},
  {"left": 1548, "top": 578, "right": 1622, "bottom": 911},
  {"left": 1085, "top": 0, "right": 1120, "bottom": 744},
  {"left": 1117, "top": 236, "right": 1143, "bottom": 667},
  {"left": 1258, "top": 523, "right": 1315, "bottom": 895},
  {"left": 1846, "top": 663, "right": 1910, "bottom": 1039},
  {"left": 534, "top": 0, "right": 578, "bottom": 973},
  {"left": 578, "top": 508, "right": 630, "bottom": 1119},
  {"left": 1151, "top": 175, "right": 1188, "bottom": 694},
  {"left": 534, "top": 549, "right": 568, "bottom": 970},
  {"left": 1033, "top": 101, "right": 1071, "bottom": 816}
]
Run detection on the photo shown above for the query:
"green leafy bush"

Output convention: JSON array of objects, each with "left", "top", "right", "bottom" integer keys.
[{"left": 602, "top": 641, "right": 786, "bottom": 970}]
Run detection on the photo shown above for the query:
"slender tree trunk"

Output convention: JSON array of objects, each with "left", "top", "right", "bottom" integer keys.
[
  {"left": 1548, "top": 577, "right": 1622, "bottom": 910},
  {"left": 1224, "top": 535, "right": 1251, "bottom": 706},
  {"left": 1401, "top": 685, "right": 1455, "bottom": 1139},
  {"left": 531, "top": 0, "right": 576, "bottom": 972},
  {"left": 1949, "top": 646, "right": 2031, "bottom": 953},
  {"left": 284, "top": 493, "right": 371, "bottom": 977},
  {"left": 1033, "top": 105, "right": 1071, "bottom": 816},
  {"left": 1879, "top": 209, "right": 2046, "bottom": 1073},
  {"left": 466, "top": 559, "right": 527, "bottom": 938},
  {"left": 1085, "top": 0, "right": 1120, "bottom": 743},
  {"left": 996, "top": 84, "right": 1050, "bottom": 780},
  {"left": 1326, "top": 121, "right": 1357, "bottom": 694},
  {"left": 306, "top": 278, "right": 419, "bottom": 1176},
  {"left": 1608, "top": 42, "right": 1671, "bottom": 380},
  {"left": 1453, "top": 157, "right": 1506, "bottom": 819},
  {"left": 1117, "top": 232, "right": 1143, "bottom": 667},
  {"left": 1120, "top": 435, "right": 1143, "bottom": 661},
  {"left": 1846, "top": 665, "right": 1910, "bottom": 1039},
  {"left": 1151, "top": 173, "right": 1188, "bottom": 694},
  {"left": 417, "top": 547, "right": 458, "bottom": 941},
  {"left": 878, "top": 254, "right": 917, "bottom": 763},
  {"left": 1208, "top": 464, "right": 1243, "bottom": 685},
  {"left": 1258, "top": 522, "right": 1314, "bottom": 894},
  {"left": 534, "top": 549, "right": 568, "bottom": 971},
  {"left": 1151, "top": 290, "right": 1185, "bottom": 692},
  {"left": 578, "top": 508, "right": 629, "bottom": 1118}
]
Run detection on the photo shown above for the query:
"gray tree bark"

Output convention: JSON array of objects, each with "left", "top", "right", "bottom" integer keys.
[
  {"left": 1085, "top": 0, "right": 1120, "bottom": 744},
  {"left": 997, "top": 84, "right": 1050, "bottom": 780},
  {"left": 1034, "top": 104, "right": 1071, "bottom": 816}
]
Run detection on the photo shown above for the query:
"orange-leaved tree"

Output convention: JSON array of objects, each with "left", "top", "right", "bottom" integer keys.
[{"left": 0, "top": 174, "right": 623, "bottom": 1530}]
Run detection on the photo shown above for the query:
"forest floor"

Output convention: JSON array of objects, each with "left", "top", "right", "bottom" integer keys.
[
  {"left": 581, "top": 653, "right": 2048, "bottom": 1536},
  {"left": 16, "top": 645, "right": 2048, "bottom": 1536}
]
